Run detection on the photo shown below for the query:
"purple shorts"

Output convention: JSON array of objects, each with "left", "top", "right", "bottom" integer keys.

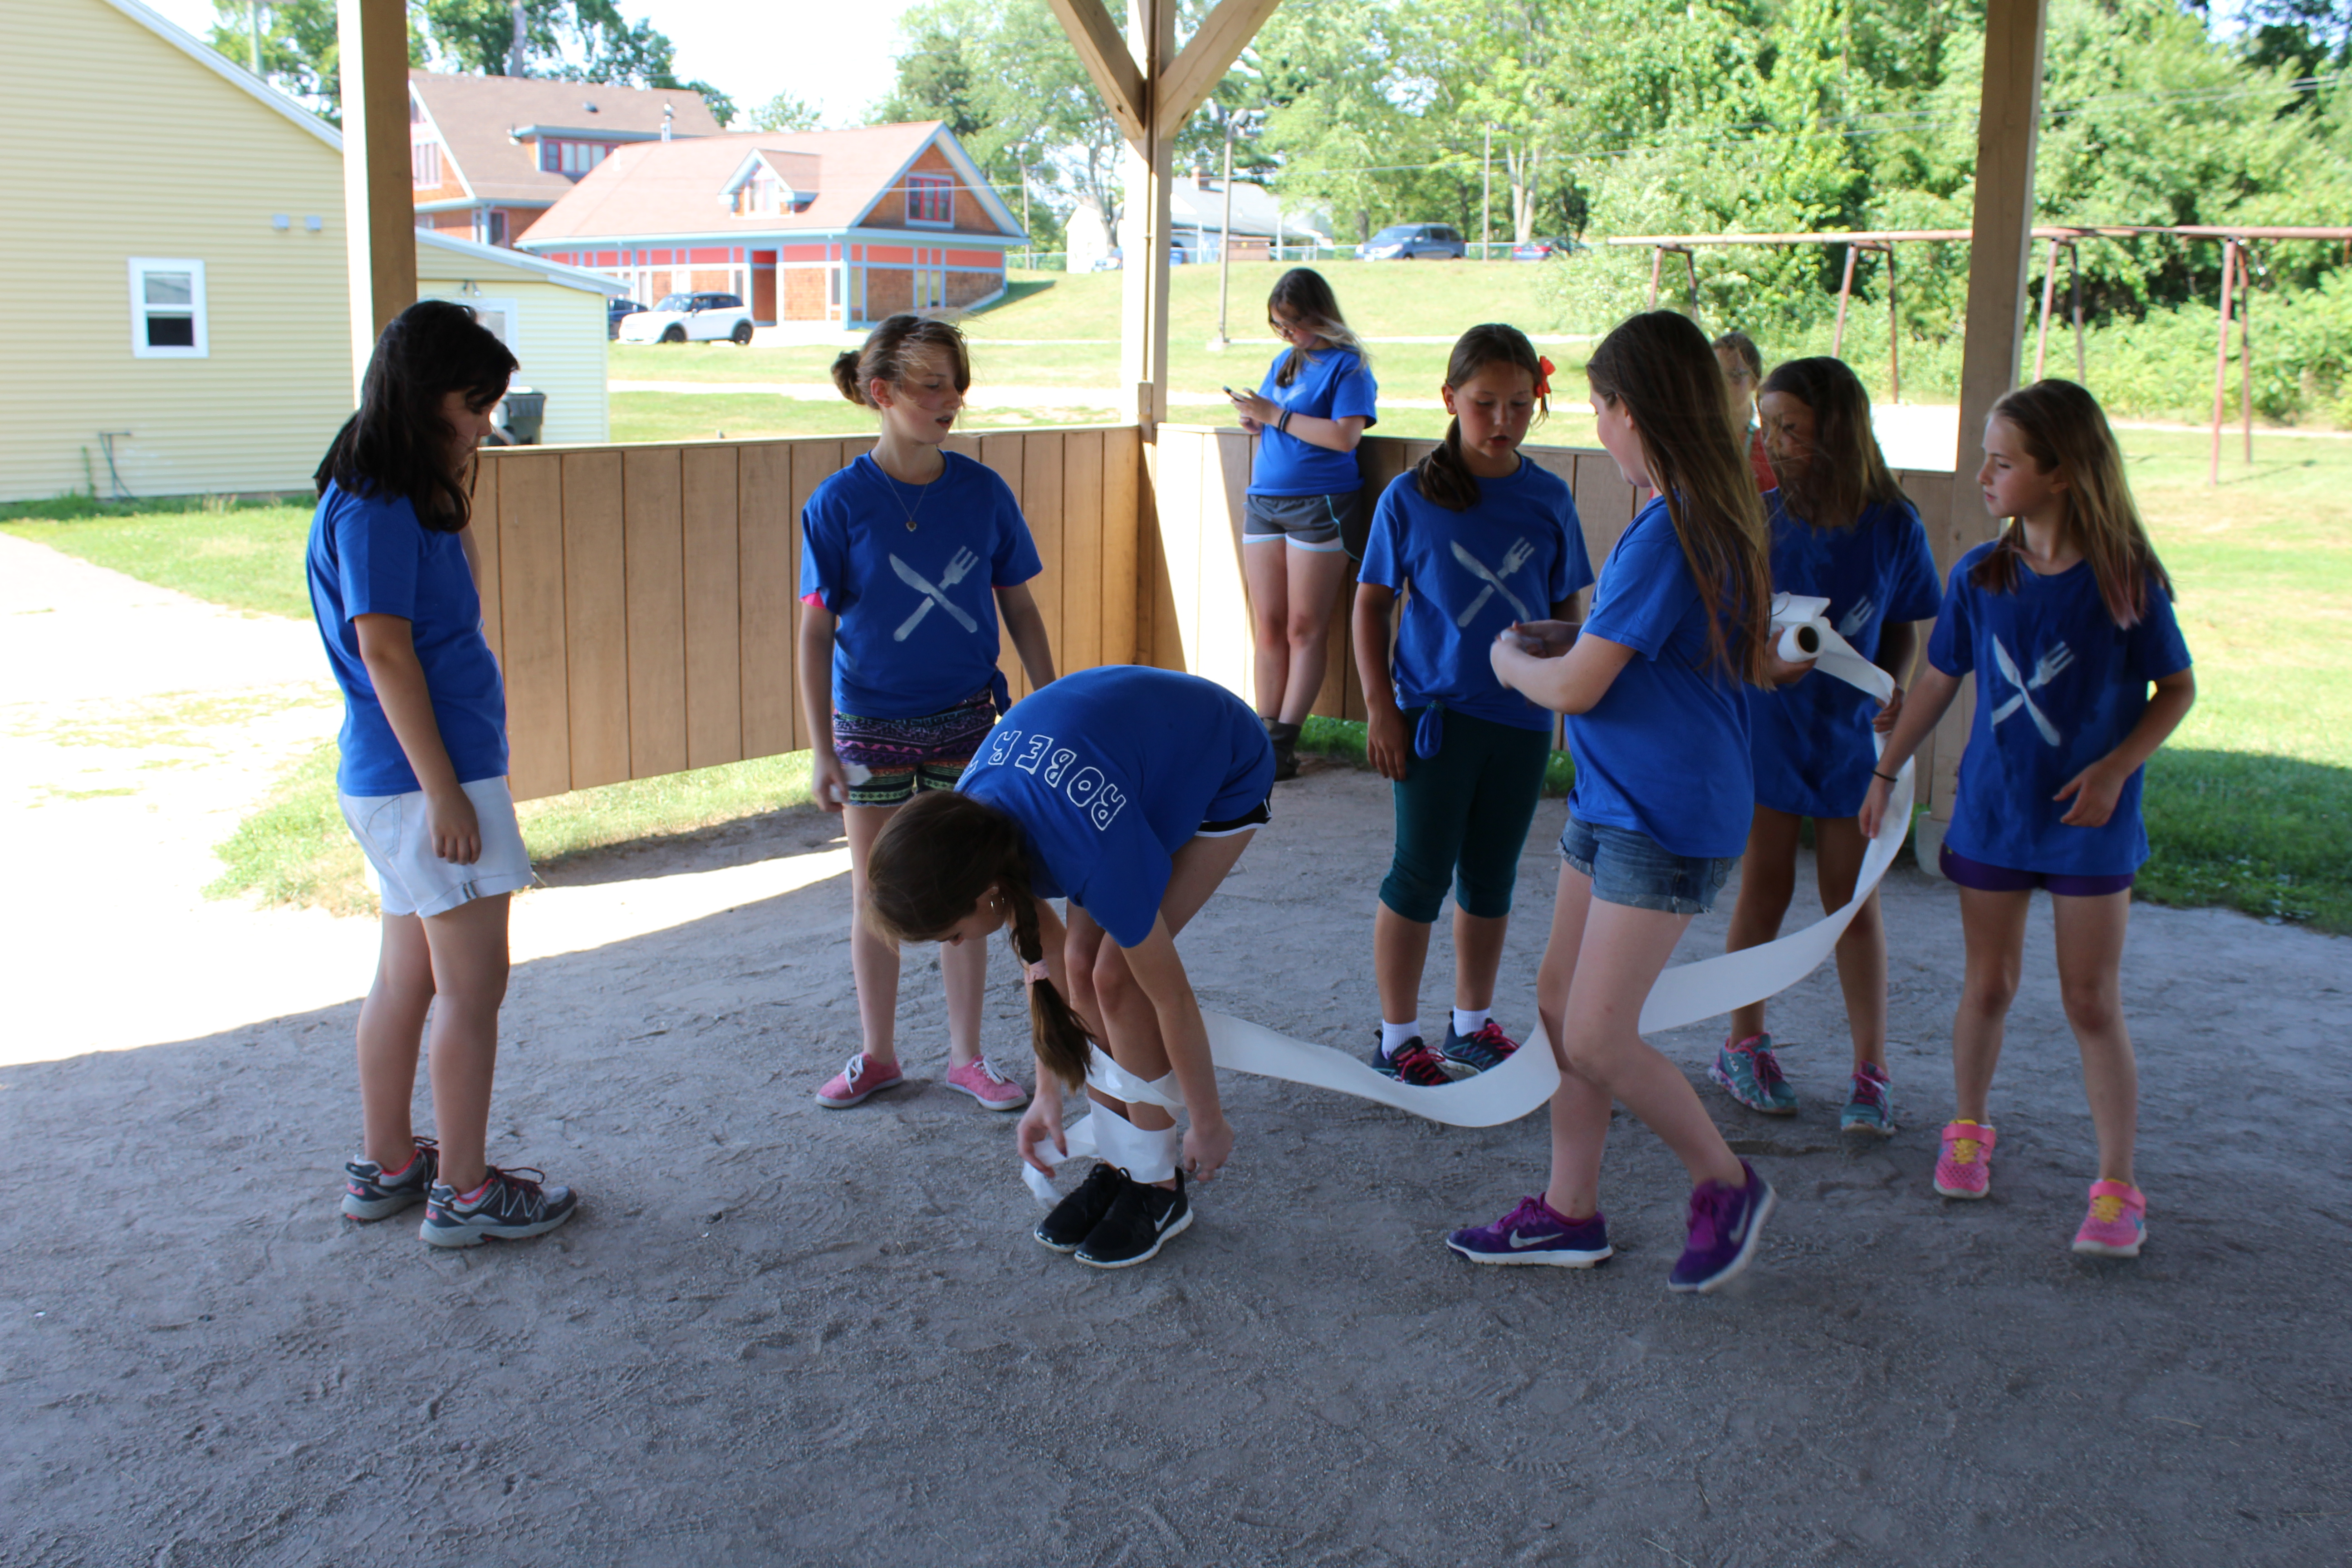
[{"left": 1938, "top": 843, "right": 2134, "bottom": 898}]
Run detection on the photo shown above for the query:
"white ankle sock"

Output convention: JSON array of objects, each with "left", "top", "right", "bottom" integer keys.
[
  {"left": 1380, "top": 1019, "right": 1421, "bottom": 1057},
  {"left": 1451, "top": 1006, "right": 1491, "bottom": 1039}
]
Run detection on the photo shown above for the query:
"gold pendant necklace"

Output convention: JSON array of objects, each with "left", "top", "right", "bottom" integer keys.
[{"left": 880, "top": 452, "right": 943, "bottom": 532}]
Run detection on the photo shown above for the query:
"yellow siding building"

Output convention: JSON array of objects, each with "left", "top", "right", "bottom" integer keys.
[{"left": 0, "top": 0, "right": 618, "bottom": 503}]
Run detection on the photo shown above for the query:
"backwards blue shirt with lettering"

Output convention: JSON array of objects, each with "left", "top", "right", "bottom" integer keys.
[
  {"left": 1927, "top": 543, "right": 2192, "bottom": 877},
  {"left": 799, "top": 451, "right": 1044, "bottom": 720},
  {"left": 1358, "top": 459, "right": 1593, "bottom": 732},
  {"left": 1565, "top": 496, "right": 1754, "bottom": 859},
  {"left": 957, "top": 666, "right": 1275, "bottom": 947},
  {"left": 1247, "top": 347, "right": 1378, "bottom": 498},
  {"left": 1746, "top": 492, "right": 1942, "bottom": 818}
]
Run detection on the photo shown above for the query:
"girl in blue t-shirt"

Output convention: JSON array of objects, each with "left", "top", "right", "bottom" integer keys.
[
  {"left": 798, "top": 315, "right": 1058, "bottom": 1116},
  {"left": 1862, "top": 379, "right": 2194, "bottom": 1260},
  {"left": 1717, "top": 356, "right": 1943, "bottom": 1137},
  {"left": 1353, "top": 323, "right": 1592, "bottom": 1089},
  {"left": 1225, "top": 269, "right": 1378, "bottom": 779},
  {"left": 1456, "top": 310, "right": 1784, "bottom": 1294},
  {"left": 307, "top": 299, "right": 577, "bottom": 1249},
  {"left": 862, "top": 667, "right": 1276, "bottom": 1269}
]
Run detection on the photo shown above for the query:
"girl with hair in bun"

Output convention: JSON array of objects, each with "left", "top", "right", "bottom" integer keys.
[
  {"left": 864, "top": 666, "right": 1274, "bottom": 1269},
  {"left": 799, "top": 314, "right": 1057, "bottom": 1115},
  {"left": 1453, "top": 310, "right": 1788, "bottom": 1294}
]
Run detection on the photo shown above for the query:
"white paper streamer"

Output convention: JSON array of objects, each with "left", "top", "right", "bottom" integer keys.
[{"left": 1023, "top": 593, "right": 1912, "bottom": 1199}]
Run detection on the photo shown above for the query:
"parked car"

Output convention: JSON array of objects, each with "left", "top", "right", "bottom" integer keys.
[
  {"left": 607, "top": 298, "right": 646, "bottom": 338},
  {"left": 1356, "top": 223, "right": 1467, "bottom": 260},
  {"left": 1089, "top": 245, "right": 1192, "bottom": 272},
  {"left": 616, "top": 292, "right": 755, "bottom": 345},
  {"left": 1511, "top": 236, "right": 1583, "bottom": 261}
]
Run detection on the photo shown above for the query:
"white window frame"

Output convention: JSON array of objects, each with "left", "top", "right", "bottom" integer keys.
[
  {"left": 412, "top": 138, "right": 441, "bottom": 188},
  {"left": 906, "top": 172, "right": 954, "bottom": 227},
  {"left": 127, "top": 257, "right": 207, "bottom": 358}
]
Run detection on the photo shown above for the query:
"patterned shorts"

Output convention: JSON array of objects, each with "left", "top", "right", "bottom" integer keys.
[{"left": 833, "top": 689, "right": 999, "bottom": 808}]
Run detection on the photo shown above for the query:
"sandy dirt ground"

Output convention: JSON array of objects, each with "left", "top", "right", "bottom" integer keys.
[{"left": 4, "top": 541, "right": 2350, "bottom": 1566}]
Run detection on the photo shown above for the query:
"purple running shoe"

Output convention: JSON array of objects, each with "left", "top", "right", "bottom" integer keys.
[
  {"left": 1446, "top": 1194, "right": 1612, "bottom": 1267},
  {"left": 1668, "top": 1160, "right": 1776, "bottom": 1294}
]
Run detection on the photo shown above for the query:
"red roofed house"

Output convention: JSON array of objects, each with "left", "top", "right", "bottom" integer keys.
[
  {"left": 408, "top": 70, "right": 725, "bottom": 248},
  {"left": 514, "top": 122, "right": 1028, "bottom": 327}
]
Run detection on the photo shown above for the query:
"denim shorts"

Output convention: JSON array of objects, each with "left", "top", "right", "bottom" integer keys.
[{"left": 1558, "top": 815, "right": 1735, "bottom": 916}]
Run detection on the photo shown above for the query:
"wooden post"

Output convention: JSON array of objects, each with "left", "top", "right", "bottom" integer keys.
[
  {"left": 1935, "top": 0, "right": 2048, "bottom": 843},
  {"left": 1648, "top": 245, "right": 1665, "bottom": 309},
  {"left": 2209, "top": 238, "right": 2236, "bottom": 487},
  {"left": 1834, "top": 243, "right": 1858, "bottom": 356},
  {"left": 1682, "top": 247, "right": 1701, "bottom": 317},
  {"left": 1885, "top": 245, "right": 1901, "bottom": 402},
  {"left": 2033, "top": 233, "right": 2061, "bottom": 380},
  {"left": 1120, "top": 0, "right": 1174, "bottom": 431},
  {"left": 2239, "top": 244, "right": 2254, "bottom": 466},
  {"left": 337, "top": 0, "right": 417, "bottom": 400},
  {"left": 2070, "top": 241, "right": 2087, "bottom": 382}
]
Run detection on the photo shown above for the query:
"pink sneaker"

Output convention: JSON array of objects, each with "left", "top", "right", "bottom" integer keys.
[
  {"left": 1934, "top": 1120, "right": 1996, "bottom": 1198},
  {"left": 2071, "top": 1179, "right": 2146, "bottom": 1257},
  {"left": 944, "top": 1056, "right": 1030, "bottom": 1111},
  {"left": 814, "top": 1053, "right": 905, "bottom": 1108}
]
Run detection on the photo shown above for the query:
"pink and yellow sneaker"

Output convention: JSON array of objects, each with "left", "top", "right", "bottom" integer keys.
[
  {"left": 1934, "top": 1120, "right": 1996, "bottom": 1198},
  {"left": 2071, "top": 1179, "right": 2146, "bottom": 1257}
]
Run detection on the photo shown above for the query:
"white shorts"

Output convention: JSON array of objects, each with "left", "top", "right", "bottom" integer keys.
[{"left": 338, "top": 776, "right": 534, "bottom": 918}]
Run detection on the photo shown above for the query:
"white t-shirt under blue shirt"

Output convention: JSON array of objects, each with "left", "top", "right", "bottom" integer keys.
[
  {"left": 1357, "top": 460, "right": 1594, "bottom": 733},
  {"left": 307, "top": 480, "right": 508, "bottom": 797},
  {"left": 956, "top": 667, "right": 1274, "bottom": 948},
  {"left": 1566, "top": 496, "right": 1755, "bottom": 859},
  {"left": 1746, "top": 493, "right": 1943, "bottom": 818},
  {"left": 1248, "top": 347, "right": 1378, "bottom": 498},
  {"left": 799, "top": 451, "right": 1044, "bottom": 719},
  {"left": 1928, "top": 542, "right": 2193, "bottom": 877}
]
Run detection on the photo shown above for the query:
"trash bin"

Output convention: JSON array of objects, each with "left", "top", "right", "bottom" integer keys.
[{"left": 498, "top": 387, "right": 546, "bottom": 446}]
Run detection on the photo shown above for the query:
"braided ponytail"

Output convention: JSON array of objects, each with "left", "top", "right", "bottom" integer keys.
[
  {"left": 865, "top": 789, "right": 1100, "bottom": 1089},
  {"left": 1413, "top": 323, "right": 1549, "bottom": 513}
]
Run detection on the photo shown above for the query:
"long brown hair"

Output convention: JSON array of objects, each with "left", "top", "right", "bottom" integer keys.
[
  {"left": 314, "top": 299, "right": 516, "bottom": 534},
  {"left": 1757, "top": 356, "right": 1905, "bottom": 532},
  {"left": 863, "top": 790, "right": 1097, "bottom": 1088},
  {"left": 1970, "top": 378, "right": 2171, "bottom": 627},
  {"left": 1584, "top": 311, "right": 1772, "bottom": 681},
  {"left": 1267, "top": 267, "right": 1368, "bottom": 387},
  {"left": 830, "top": 314, "right": 972, "bottom": 406},
  {"left": 1413, "top": 323, "right": 1548, "bottom": 512}
]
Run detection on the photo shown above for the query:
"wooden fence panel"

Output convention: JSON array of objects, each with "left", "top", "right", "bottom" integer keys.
[
  {"left": 494, "top": 451, "right": 570, "bottom": 800},
  {"left": 1102, "top": 426, "right": 1142, "bottom": 669},
  {"left": 559, "top": 450, "right": 629, "bottom": 790},
  {"left": 472, "top": 456, "right": 503, "bottom": 670},
  {"left": 1060, "top": 429, "right": 1105, "bottom": 672},
  {"left": 737, "top": 443, "right": 797, "bottom": 758},
  {"left": 681, "top": 445, "right": 743, "bottom": 769},
  {"left": 1020, "top": 432, "right": 1067, "bottom": 698},
  {"left": 622, "top": 446, "right": 687, "bottom": 779},
  {"left": 787, "top": 441, "right": 842, "bottom": 751}
]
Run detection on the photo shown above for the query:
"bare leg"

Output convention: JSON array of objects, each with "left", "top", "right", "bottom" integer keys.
[
  {"left": 1372, "top": 903, "right": 1432, "bottom": 1029},
  {"left": 1723, "top": 806, "right": 1800, "bottom": 1042},
  {"left": 419, "top": 892, "right": 512, "bottom": 1196},
  {"left": 357, "top": 912, "right": 436, "bottom": 1168},
  {"left": 1278, "top": 544, "right": 1351, "bottom": 727},
  {"left": 843, "top": 801, "right": 904, "bottom": 1068},
  {"left": 1813, "top": 816, "right": 1888, "bottom": 1073},
  {"left": 940, "top": 926, "right": 988, "bottom": 1067},
  {"left": 1242, "top": 539, "right": 1291, "bottom": 720},
  {"left": 1952, "top": 886, "right": 2032, "bottom": 1124},
  {"left": 1451, "top": 908, "right": 1509, "bottom": 1012},
  {"left": 2052, "top": 890, "right": 2137, "bottom": 1185}
]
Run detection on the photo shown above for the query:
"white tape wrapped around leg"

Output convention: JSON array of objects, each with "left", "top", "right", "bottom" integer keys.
[
  {"left": 1089, "top": 1106, "right": 1180, "bottom": 1182},
  {"left": 1023, "top": 1048, "right": 1187, "bottom": 1206}
]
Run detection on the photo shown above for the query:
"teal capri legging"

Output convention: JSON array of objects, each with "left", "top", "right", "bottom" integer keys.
[{"left": 1378, "top": 706, "right": 1553, "bottom": 924}]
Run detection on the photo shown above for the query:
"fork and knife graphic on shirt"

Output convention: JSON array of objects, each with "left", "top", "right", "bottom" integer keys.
[
  {"left": 1989, "top": 637, "right": 2075, "bottom": 745},
  {"left": 1450, "top": 538, "right": 1535, "bottom": 627},
  {"left": 889, "top": 549, "right": 981, "bottom": 641}
]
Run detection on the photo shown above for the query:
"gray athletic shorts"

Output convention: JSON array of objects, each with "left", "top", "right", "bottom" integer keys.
[{"left": 1242, "top": 491, "right": 1358, "bottom": 552}]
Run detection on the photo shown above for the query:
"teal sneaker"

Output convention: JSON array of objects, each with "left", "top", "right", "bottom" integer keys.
[
  {"left": 1710, "top": 1033, "right": 1798, "bottom": 1115},
  {"left": 1839, "top": 1064, "right": 1896, "bottom": 1136}
]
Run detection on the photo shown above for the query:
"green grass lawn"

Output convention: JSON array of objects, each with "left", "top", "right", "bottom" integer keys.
[{"left": 7, "top": 398, "right": 2346, "bottom": 932}]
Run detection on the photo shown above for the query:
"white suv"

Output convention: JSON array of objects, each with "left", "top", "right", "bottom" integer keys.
[{"left": 617, "top": 291, "right": 755, "bottom": 345}]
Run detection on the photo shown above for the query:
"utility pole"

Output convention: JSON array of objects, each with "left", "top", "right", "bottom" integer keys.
[
  {"left": 506, "top": 0, "right": 526, "bottom": 77},
  {"left": 249, "top": 1, "right": 264, "bottom": 74},
  {"left": 1481, "top": 123, "right": 1492, "bottom": 262},
  {"left": 1210, "top": 118, "right": 1236, "bottom": 351},
  {"left": 1017, "top": 144, "right": 1032, "bottom": 268}
]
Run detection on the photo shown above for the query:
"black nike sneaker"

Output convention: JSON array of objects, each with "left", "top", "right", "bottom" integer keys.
[
  {"left": 1072, "top": 1172, "right": 1191, "bottom": 1269},
  {"left": 1034, "top": 1162, "right": 1131, "bottom": 1253}
]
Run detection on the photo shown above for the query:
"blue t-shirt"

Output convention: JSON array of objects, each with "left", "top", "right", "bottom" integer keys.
[
  {"left": 306, "top": 481, "right": 508, "bottom": 797},
  {"left": 1358, "top": 461, "right": 1594, "bottom": 733},
  {"left": 1927, "top": 543, "right": 2193, "bottom": 876},
  {"left": 1566, "top": 497, "right": 1754, "bottom": 858},
  {"left": 798, "top": 451, "right": 1044, "bottom": 719},
  {"left": 957, "top": 667, "right": 1274, "bottom": 948},
  {"left": 1247, "top": 347, "right": 1378, "bottom": 498},
  {"left": 1746, "top": 493, "right": 1943, "bottom": 818}
]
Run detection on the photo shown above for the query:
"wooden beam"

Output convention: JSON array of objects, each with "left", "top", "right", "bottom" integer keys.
[
  {"left": 1044, "top": 0, "right": 1149, "bottom": 147},
  {"left": 1156, "top": 0, "right": 1285, "bottom": 138},
  {"left": 1121, "top": 0, "right": 1176, "bottom": 431},
  {"left": 337, "top": 0, "right": 416, "bottom": 399}
]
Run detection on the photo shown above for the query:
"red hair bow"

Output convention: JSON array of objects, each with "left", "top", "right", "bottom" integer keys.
[{"left": 1536, "top": 355, "right": 1555, "bottom": 399}]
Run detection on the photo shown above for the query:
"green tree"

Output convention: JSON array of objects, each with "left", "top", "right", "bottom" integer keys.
[
  {"left": 412, "top": 1, "right": 735, "bottom": 122},
  {"left": 747, "top": 91, "right": 823, "bottom": 132},
  {"left": 206, "top": 0, "right": 368, "bottom": 119}
]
